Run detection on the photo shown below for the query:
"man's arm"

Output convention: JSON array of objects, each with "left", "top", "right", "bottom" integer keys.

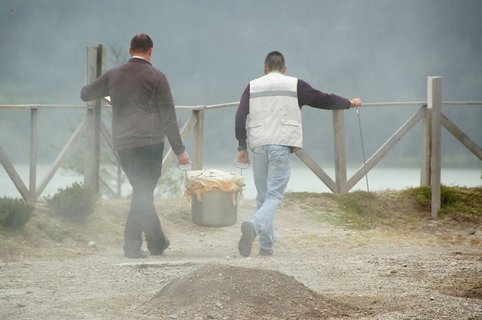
[
  {"left": 80, "top": 72, "right": 109, "bottom": 102},
  {"left": 297, "top": 79, "right": 351, "bottom": 110},
  {"left": 235, "top": 85, "right": 250, "bottom": 151},
  {"left": 157, "top": 74, "right": 186, "bottom": 157}
]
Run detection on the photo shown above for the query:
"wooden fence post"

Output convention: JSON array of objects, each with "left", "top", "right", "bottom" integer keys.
[
  {"left": 192, "top": 109, "right": 204, "bottom": 170},
  {"left": 332, "top": 109, "right": 347, "bottom": 193},
  {"left": 84, "top": 45, "right": 103, "bottom": 192},
  {"left": 420, "top": 104, "right": 431, "bottom": 187},
  {"left": 428, "top": 76, "right": 442, "bottom": 218},
  {"left": 29, "top": 107, "right": 38, "bottom": 201}
]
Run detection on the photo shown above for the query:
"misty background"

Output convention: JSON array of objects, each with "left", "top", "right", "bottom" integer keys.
[{"left": 1, "top": 0, "right": 481, "bottom": 172}]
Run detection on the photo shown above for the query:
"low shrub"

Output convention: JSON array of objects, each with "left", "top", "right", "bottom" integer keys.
[
  {"left": 46, "top": 182, "right": 98, "bottom": 221},
  {"left": 411, "top": 185, "right": 461, "bottom": 209},
  {"left": 0, "top": 197, "right": 34, "bottom": 229}
]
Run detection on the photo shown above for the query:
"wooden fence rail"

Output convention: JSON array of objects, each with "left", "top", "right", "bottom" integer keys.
[
  {"left": 1, "top": 97, "right": 481, "bottom": 218},
  {"left": 1, "top": 47, "right": 481, "bottom": 217}
]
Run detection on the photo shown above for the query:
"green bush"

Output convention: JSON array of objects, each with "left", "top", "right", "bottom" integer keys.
[
  {"left": 46, "top": 182, "right": 98, "bottom": 221},
  {"left": 0, "top": 197, "right": 34, "bottom": 229},
  {"left": 411, "top": 186, "right": 462, "bottom": 209}
]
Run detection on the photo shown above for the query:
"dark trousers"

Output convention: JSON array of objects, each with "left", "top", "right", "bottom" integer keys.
[{"left": 117, "top": 143, "right": 168, "bottom": 255}]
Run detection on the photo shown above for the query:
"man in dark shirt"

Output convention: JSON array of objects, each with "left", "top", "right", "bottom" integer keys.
[
  {"left": 81, "top": 34, "right": 189, "bottom": 258},
  {"left": 235, "top": 51, "right": 361, "bottom": 257}
]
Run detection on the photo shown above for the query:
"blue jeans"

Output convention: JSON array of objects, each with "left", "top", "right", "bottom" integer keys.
[{"left": 250, "top": 145, "right": 291, "bottom": 251}]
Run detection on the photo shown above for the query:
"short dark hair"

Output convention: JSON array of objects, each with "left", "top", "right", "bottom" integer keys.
[
  {"left": 130, "top": 33, "right": 153, "bottom": 53},
  {"left": 264, "top": 51, "right": 285, "bottom": 71}
]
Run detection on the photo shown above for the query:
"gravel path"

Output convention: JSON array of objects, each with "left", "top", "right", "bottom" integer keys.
[{"left": 0, "top": 197, "right": 481, "bottom": 319}]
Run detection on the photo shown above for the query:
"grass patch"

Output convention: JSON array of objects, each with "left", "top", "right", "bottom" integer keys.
[
  {"left": 406, "top": 185, "right": 482, "bottom": 223},
  {"left": 284, "top": 186, "right": 482, "bottom": 230},
  {"left": 283, "top": 191, "right": 382, "bottom": 229},
  {"left": 323, "top": 191, "right": 386, "bottom": 229}
]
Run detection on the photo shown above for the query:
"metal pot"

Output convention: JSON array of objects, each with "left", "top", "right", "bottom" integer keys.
[{"left": 191, "top": 191, "right": 238, "bottom": 227}]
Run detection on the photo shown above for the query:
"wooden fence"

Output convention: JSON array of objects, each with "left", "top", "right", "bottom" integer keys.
[{"left": 1, "top": 46, "right": 481, "bottom": 218}]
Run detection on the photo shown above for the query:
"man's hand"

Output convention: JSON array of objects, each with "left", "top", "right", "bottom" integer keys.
[
  {"left": 235, "top": 150, "right": 250, "bottom": 165},
  {"left": 350, "top": 98, "right": 362, "bottom": 108},
  {"left": 177, "top": 151, "right": 190, "bottom": 165}
]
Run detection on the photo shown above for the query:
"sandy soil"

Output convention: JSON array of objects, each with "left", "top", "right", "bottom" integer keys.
[{"left": 0, "top": 195, "right": 481, "bottom": 320}]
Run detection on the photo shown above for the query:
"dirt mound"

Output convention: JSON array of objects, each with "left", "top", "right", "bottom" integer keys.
[{"left": 141, "top": 263, "right": 371, "bottom": 320}]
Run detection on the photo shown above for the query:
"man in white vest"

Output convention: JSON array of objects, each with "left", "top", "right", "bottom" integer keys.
[{"left": 235, "top": 51, "right": 362, "bottom": 257}]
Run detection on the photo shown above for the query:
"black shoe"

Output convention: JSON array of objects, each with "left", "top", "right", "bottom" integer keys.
[
  {"left": 124, "top": 250, "right": 149, "bottom": 259},
  {"left": 149, "top": 238, "right": 170, "bottom": 256},
  {"left": 238, "top": 221, "right": 256, "bottom": 257},
  {"left": 259, "top": 248, "right": 273, "bottom": 256}
]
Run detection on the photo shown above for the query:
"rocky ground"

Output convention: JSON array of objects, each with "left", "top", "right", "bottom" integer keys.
[{"left": 0, "top": 193, "right": 481, "bottom": 320}]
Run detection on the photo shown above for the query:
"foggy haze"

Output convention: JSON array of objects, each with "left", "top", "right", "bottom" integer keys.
[
  {"left": 1, "top": 0, "right": 481, "bottom": 167},
  {"left": 2, "top": 0, "right": 482, "bottom": 103}
]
